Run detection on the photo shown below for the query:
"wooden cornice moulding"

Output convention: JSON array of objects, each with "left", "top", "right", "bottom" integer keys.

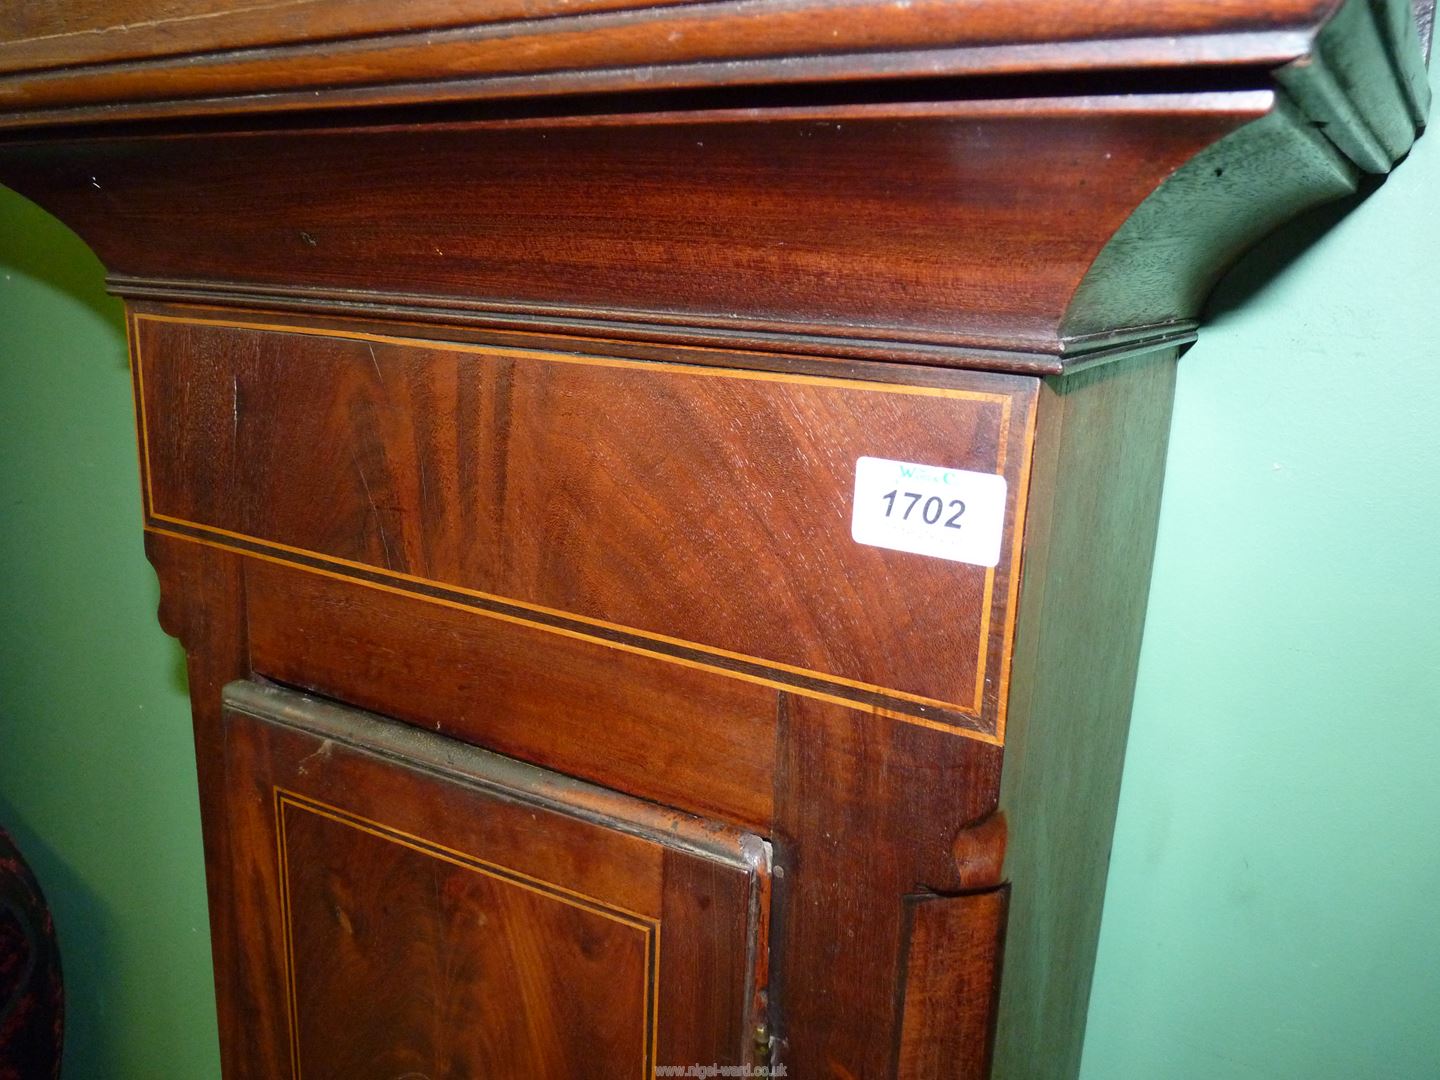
[
  {"left": 0, "top": 0, "right": 1429, "bottom": 372},
  {"left": 0, "top": 0, "right": 1429, "bottom": 125}
]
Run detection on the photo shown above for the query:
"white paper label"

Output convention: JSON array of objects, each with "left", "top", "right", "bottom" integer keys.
[{"left": 850, "top": 456, "right": 1008, "bottom": 567}]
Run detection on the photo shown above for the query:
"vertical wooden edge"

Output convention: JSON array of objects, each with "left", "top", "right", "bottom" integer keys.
[
  {"left": 270, "top": 785, "right": 302, "bottom": 1080},
  {"left": 142, "top": 528, "right": 256, "bottom": 1075},
  {"left": 133, "top": 298, "right": 272, "bottom": 1073},
  {"left": 992, "top": 349, "right": 1179, "bottom": 1080},
  {"left": 745, "top": 836, "right": 775, "bottom": 1066},
  {"left": 124, "top": 306, "right": 150, "bottom": 524},
  {"left": 656, "top": 842, "right": 769, "bottom": 1069},
  {"left": 894, "top": 886, "right": 1011, "bottom": 1079},
  {"left": 765, "top": 691, "right": 795, "bottom": 1065},
  {"left": 769, "top": 695, "right": 1001, "bottom": 1076},
  {"left": 992, "top": 377, "right": 1041, "bottom": 745}
]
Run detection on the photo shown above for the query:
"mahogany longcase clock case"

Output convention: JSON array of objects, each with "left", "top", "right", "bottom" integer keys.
[{"left": 0, "top": 1, "right": 1430, "bottom": 1077}]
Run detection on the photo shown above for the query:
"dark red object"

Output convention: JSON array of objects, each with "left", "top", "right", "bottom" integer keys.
[{"left": 0, "top": 828, "right": 63, "bottom": 1080}]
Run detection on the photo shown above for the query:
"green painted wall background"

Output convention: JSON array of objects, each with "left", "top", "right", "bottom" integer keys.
[{"left": 1, "top": 76, "right": 1436, "bottom": 1080}]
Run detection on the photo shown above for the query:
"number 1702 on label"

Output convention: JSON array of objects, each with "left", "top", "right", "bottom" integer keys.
[{"left": 850, "top": 456, "right": 1008, "bottom": 567}]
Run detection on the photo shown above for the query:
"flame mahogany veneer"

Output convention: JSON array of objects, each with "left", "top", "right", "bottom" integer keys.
[{"left": 0, "top": 2, "right": 1429, "bottom": 1077}]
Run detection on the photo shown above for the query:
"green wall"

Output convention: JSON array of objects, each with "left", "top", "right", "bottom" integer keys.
[
  {"left": 2, "top": 76, "right": 1437, "bottom": 1078},
  {"left": 0, "top": 189, "right": 219, "bottom": 1077},
  {"left": 1078, "top": 72, "right": 1440, "bottom": 1080}
]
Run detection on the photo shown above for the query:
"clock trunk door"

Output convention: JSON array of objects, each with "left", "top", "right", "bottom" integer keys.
[{"left": 214, "top": 679, "right": 771, "bottom": 1079}]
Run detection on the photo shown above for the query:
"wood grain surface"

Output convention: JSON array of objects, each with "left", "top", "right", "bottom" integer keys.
[
  {"left": 221, "top": 679, "right": 769, "bottom": 1078},
  {"left": 3, "top": 3, "right": 1426, "bottom": 1078},
  {"left": 135, "top": 311, "right": 1036, "bottom": 735},
  {"left": 0, "top": 0, "right": 1352, "bottom": 126},
  {"left": 897, "top": 887, "right": 1010, "bottom": 1077},
  {"left": 242, "top": 553, "right": 781, "bottom": 828},
  {"left": 0, "top": 99, "right": 1269, "bottom": 363}
]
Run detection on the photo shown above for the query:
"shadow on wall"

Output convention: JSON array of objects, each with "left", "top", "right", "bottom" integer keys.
[
  {"left": 0, "top": 792, "right": 117, "bottom": 1076},
  {"left": 0, "top": 188, "right": 124, "bottom": 355},
  {"left": 1, "top": 184, "right": 210, "bottom": 1078},
  {"left": 1204, "top": 171, "right": 1387, "bottom": 323}
]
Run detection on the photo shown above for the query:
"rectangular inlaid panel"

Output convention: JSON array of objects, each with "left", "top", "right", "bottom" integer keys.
[
  {"left": 220, "top": 680, "right": 770, "bottom": 1078},
  {"left": 138, "top": 312, "right": 1036, "bottom": 739},
  {"left": 279, "top": 793, "right": 654, "bottom": 1078}
]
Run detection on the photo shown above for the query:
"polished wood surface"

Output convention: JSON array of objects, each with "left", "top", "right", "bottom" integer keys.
[
  {"left": 0, "top": 0, "right": 1427, "bottom": 131},
  {"left": 0, "top": 99, "right": 1351, "bottom": 367},
  {"left": 898, "top": 888, "right": 1009, "bottom": 1077},
  {"left": 244, "top": 555, "right": 782, "bottom": 829},
  {"left": 0, "top": 0, "right": 710, "bottom": 75},
  {"left": 1, "top": 2, "right": 1429, "bottom": 1077},
  {"left": 0, "top": 0, "right": 1340, "bottom": 79},
  {"left": 221, "top": 679, "right": 769, "bottom": 1078},
  {"left": 135, "top": 310, "right": 1034, "bottom": 734}
]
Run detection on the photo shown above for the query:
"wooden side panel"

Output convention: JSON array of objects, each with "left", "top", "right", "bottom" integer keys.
[
  {"left": 896, "top": 888, "right": 1009, "bottom": 1079},
  {"left": 219, "top": 679, "right": 769, "bottom": 1078},
  {"left": 659, "top": 848, "right": 771, "bottom": 1066},
  {"left": 137, "top": 312, "right": 1036, "bottom": 736},
  {"left": 143, "top": 532, "right": 270, "bottom": 1077},
  {"left": 993, "top": 350, "right": 1180, "bottom": 1080},
  {"left": 770, "top": 695, "right": 1003, "bottom": 1077},
  {"left": 279, "top": 796, "right": 652, "bottom": 1078}
]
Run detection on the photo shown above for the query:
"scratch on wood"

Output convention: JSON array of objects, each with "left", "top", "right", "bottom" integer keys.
[
  {"left": 296, "top": 739, "right": 334, "bottom": 776},
  {"left": 12, "top": 0, "right": 320, "bottom": 46},
  {"left": 350, "top": 445, "right": 395, "bottom": 570}
]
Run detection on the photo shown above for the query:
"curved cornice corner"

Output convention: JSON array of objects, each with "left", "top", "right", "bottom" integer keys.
[{"left": 1062, "top": 0, "right": 1429, "bottom": 354}]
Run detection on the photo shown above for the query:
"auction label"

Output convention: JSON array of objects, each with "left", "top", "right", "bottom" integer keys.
[{"left": 850, "top": 456, "right": 1007, "bottom": 567}]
